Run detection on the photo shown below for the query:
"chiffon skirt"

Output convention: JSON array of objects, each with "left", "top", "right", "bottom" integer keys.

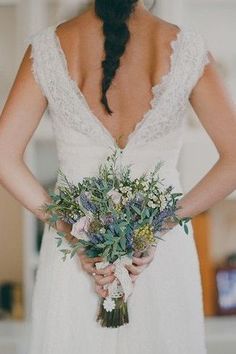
[{"left": 28, "top": 219, "right": 207, "bottom": 354}]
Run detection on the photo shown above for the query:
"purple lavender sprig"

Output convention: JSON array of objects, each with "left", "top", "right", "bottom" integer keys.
[{"left": 79, "top": 192, "right": 97, "bottom": 213}]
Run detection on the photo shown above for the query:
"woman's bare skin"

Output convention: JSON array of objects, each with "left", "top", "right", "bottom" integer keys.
[{"left": 0, "top": 3, "right": 236, "bottom": 297}]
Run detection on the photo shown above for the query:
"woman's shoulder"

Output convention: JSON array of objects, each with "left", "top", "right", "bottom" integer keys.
[
  {"left": 153, "top": 17, "right": 208, "bottom": 53},
  {"left": 159, "top": 20, "right": 210, "bottom": 67},
  {"left": 156, "top": 19, "right": 211, "bottom": 93},
  {"left": 181, "top": 23, "right": 209, "bottom": 50},
  {"left": 180, "top": 24, "right": 210, "bottom": 69},
  {"left": 24, "top": 24, "right": 56, "bottom": 48}
]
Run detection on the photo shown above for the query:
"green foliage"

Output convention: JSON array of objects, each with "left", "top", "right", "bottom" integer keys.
[{"left": 41, "top": 148, "right": 191, "bottom": 263}]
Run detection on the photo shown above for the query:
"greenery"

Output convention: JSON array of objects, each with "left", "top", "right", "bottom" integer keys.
[{"left": 41, "top": 148, "right": 192, "bottom": 328}]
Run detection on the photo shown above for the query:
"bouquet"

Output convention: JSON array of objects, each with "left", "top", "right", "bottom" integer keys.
[{"left": 42, "top": 149, "right": 191, "bottom": 328}]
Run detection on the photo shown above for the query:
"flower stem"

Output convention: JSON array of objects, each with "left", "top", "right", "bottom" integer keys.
[{"left": 96, "top": 296, "right": 129, "bottom": 328}]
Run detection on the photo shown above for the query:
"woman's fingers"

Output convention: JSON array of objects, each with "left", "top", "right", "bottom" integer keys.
[
  {"left": 77, "top": 250, "right": 116, "bottom": 297},
  {"left": 132, "top": 247, "right": 156, "bottom": 266},
  {"left": 79, "top": 248, "right": 156, "bottom": 292},
  {"left": 94, "top": 274, "right": 116, "bottom": 297},
  {"left": 125, "top": 247, "right": 157, "bottom": 277},
  {"left": 130, "top": 274, "right": 139, "bottom": 283},
  {"left": 125, "top": 263, "right": 146, "bottom": 276},
  {"left": 77, "top": 250, "right": 105, "bottom": 276},
  {"left": 82, "top": 262, "right": 97, "bottom": 275},
  {"left": 95, "top": 284, "right": 108, "bottom": 298},
  {"left": 95, "top": 264, "right": 115, "bottom": 276},
  {"left": 132, "top": 254, "right": 153, "bottom": 266},
  {"left": 94, "top": 274, "right": 116, "bottom": 286}
]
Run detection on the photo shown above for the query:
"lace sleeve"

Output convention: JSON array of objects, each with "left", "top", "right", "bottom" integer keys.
[
  {"left": 24, "top": 29, "right": 50, "bottom": 99},
  {"left": 185, "top": 27, "right": 211, "bottom": 97}
]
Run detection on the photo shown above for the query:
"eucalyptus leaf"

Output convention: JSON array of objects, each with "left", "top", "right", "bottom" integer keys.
[
  {"left": 131, "top": 205, "right": 142, "bottom": 215},
  {"left": 120, "top": 236, "right": 127, "bottom": 251},
  {"left": 184, "top": 223, "right": 189, "bottom": 235}
]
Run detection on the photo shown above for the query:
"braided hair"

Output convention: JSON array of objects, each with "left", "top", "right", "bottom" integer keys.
[{"left": 95, "top": 0, "right": 139, "bottom": 115}]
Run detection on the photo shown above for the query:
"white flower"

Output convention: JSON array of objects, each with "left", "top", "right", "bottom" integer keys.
[
  {"left": 159, "top": 194, "right": 167, "bottom": 210},
  {"left": 147, "top": 200, "right": 156, "bottom": 208},
  {"left": 84, "top": 191, "right": 92, "bottom": 198},
  {"left": 103, "top": 297, "right": 116, "bottom": 312},
  {"left": 121, "top": 197, "right": 128, "bottom": 205},
  {"left": 120, "top": 186, "right": 131, "bottom": 194},
  {"left": 107, "top": 188, "right": 122, "bottom": 205},
  {"left": 127, "top": 191, "right": 133, "bottom": 198},
  {"left": 71, "top": 215, "right": 93, "bottom": 240}
]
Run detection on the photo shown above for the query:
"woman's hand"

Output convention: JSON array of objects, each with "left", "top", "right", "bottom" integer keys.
[
  {"left": 77, "top": 249, "right": 116, "bottom": 298},
  {"left": 125, "top": 246, "right": 157, "bottom": 283}
]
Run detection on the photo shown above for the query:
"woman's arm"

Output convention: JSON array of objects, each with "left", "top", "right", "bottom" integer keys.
[
  {"left": 0, "top": 45, "right": 113, "bottom": 297},
  {"left": 125, "top": 53, "right": 236, "bottom": 282},
  {"left": 175, "top": 52, "right": 236, "bottom": 219},
  {"left": 0, "top": 45, "right": 72, "bottom": 238}
]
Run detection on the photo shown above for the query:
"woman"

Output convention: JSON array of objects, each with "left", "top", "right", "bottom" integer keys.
[{"left": 0, "top": 0, "right": 236, "bottom": 353}]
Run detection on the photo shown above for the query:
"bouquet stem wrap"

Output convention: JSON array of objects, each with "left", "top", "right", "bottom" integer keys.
[{"left": 95, "top": 255, "right": 133, "bottom": 328}]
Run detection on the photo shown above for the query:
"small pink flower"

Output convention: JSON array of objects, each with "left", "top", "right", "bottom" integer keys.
[
  {"left": 71, "top": 215, "right": 92, "bottom": 240},
  {"left": 107, "top": 188, "right": 122, "bottom": 205}
]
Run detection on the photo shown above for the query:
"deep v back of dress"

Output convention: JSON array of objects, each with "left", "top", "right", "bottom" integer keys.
[
  {"left": 26, "top": 20, "right": 210, "bottom": 354},
  {"left": 52, "top": 22, "right": 184, "bottom": 151}
]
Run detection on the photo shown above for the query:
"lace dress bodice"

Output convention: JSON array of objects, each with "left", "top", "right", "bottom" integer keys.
[{"left": 26, "top": 22, "right": 210, "bottom": 187}]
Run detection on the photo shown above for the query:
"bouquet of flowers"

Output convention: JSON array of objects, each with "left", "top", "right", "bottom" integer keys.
[{"left": 42, "top": 149, "right": 190, "bottom": 328}]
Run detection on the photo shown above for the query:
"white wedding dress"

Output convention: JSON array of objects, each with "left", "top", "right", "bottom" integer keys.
[{"left": 26, "top": 22, "right": 210, "bottom": 354}]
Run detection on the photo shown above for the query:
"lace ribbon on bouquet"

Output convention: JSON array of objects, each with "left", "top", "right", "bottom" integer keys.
[{"left": 95, "top": 255, "right": 133, "bottom": 312}]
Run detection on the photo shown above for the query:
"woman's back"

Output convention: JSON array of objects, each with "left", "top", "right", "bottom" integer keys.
[
  {"left": 54, "top": 6, "right": 182, "bottom": 149},
  {"left": 25, "top": 11, "right": 210, "bottom": 175}
]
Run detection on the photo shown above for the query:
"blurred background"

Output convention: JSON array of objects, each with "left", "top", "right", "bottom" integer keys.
[{"left": 0, "top": 0, "right": 236, "bottom": 353}]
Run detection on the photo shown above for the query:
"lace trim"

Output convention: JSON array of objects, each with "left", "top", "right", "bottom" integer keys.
[
  {"left": 150, "top": 26, "right": 184, "bottom": 105},
  {"left": 25, "top": 31, "right": 51, "bottom": 99},
  {"left": 184, "top": 27, "right": 211, "bottom": 95},
  {"left": 127, "top": 28, "right": 187, "bottom": 148},
  {"left": 26, "top": 23, "right": 211, "bottom": 150},
  {"left": 50, "top": 23, "right": 186, "bottom": 151},
  {"left": 129, "top": 26, "right": 211, "bottom": 147}
]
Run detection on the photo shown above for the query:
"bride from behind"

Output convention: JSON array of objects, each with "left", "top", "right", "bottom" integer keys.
[{"left": 0, "top": 1, "right": 236, "bottom": 353}]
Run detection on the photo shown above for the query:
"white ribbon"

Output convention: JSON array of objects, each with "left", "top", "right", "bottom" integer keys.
[{"left": 95, "top": 255, "right": 133, "bottom": 303}]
